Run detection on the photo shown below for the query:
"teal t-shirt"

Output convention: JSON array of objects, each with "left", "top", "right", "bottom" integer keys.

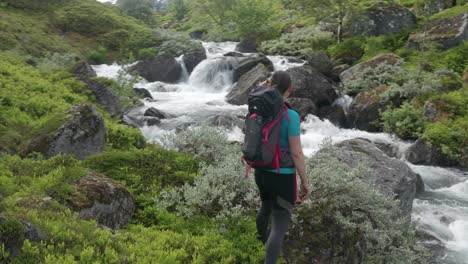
[{"left": 267, "top": 109, "right": 300, "bottom": 174}]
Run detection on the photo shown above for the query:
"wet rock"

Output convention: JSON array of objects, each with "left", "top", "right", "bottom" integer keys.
[
  {"left": 317, "top": 105, "right": 346, "bottom": 127},
  {"left": 232, "top": 55, "right": 274, "bottom": 82},
  {"left": 340, "top": 54, "right": 402, "bottom": 89},
  {"left": 27, "top": 103, "right": 106, "bottom": 160},
  {"left": 144, "top": 107, "right": 167, "bottom": 119},
  {"left": 332, "top": 138, "right": 418, "bottom": 215},
  {"left": 439, "top": 215, "right": 454, "bottom": 225},
  {"left": 224, "top": 51, "right": 244, "bottom": 57},
  {"left": 416, "top": 174, "right": 425, "bottom": 194},
  {"left": 405, "top": 138, "right": 459, "bottom": 167},
  {"left": 235, "top": 34, "right": 258, "bottom": 53},
  {"left": 0, "top": 217, "right": 47, "bottom": 260},
  {"left": 286, "top": 98, "right": 317, "bottom": 120},
  {"left": 71, "top": 61, "right": 97, "bottom": 78},
  {"left": 134, "top": 88, "right": 153, "bottom": 99},
  {"left": 286, "top": 65, "right": 338, "bottom": 107},
  {"left": 347, "top": 2, "right": 416, "bottom": 36},
  {"left": 143, "top": 117, "right": 161, "bottom": 126},
  {"left": 81, "top": 78, "right": 122, "bottom": 118},
  {"left": 121, "top": 114, "right": 142, "bottom": 128},
  {"left": 68, "top": 173, "right": 135, "bottom": 230},
  {"left": 206, "top": 115, "right": 243, "bottom": 128},
  {"left": 347, "top": 85, "right": 389, "bottom": 132},
  {"left": 189, "top": 30, "right": 206, "bottom": 40},
  {"left": 286, "top": 57, "right": 303, "bottom": 63},
  {"left": 305, "top": 51, "right": 333, "bottom": 76},
  {"left": 409, "top": 13, "right": 468, "bottom": 50},
  {"left": 183, "top": 49, "right": 207, "bottom": 74},
  {"left": 131, "top": 54, "right": 182, "bottom": 83},
  {"left": 226, "top": 64, "right": 270, "bottom": 105}
]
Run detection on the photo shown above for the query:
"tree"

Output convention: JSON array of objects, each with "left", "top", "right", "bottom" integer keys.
[
  {"left": 191, "top": 0, "right": 236, "bottom": 27},
  {"left": 292, "top": 0, "right": 378, "bottom": 42},
  {"left": 168, "top": 0, "right": 188, "bottom": 21},
  {"left": 117, "top": 0, "right": 156, "bottom": 25}
]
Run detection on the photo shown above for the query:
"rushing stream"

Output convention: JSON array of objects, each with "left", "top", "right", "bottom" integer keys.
[{"left": 93, "top": 42, "right": 468, "bottom": 264}]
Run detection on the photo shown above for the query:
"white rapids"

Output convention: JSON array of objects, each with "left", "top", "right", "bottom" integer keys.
[{"left": 92, "top": 41, "right": 468, "bottom": 263}]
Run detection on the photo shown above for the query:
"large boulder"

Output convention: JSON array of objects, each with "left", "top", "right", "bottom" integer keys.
[
  {"left": 68, "top": 173, "right": 135, "bottom": 230},
  {"left": 305, "top": 51, "right": 334, "bottom": 76},
  {"left": 409, "top": 13, "right": 468, "bottom": 50},
  {"left": 347, "top": 2, "right": 416, "bottom": 36},
  {"left": 182, "top": 48, "right": 207, "bottom": 74},
  {"left": 332, "top": 138, "right": 418, "bottom": 214},
  {"left": 232, "top": 55, "right": 274, "bottom": 82},
  {"left": 226, "top": 64, "right": 270, "bottom": 105},
  {"left": 0, "top": 217, "right": 47, "bottom": 260},
  {"left": 405, "top": 139, "right": 459, "bottom": 167},
  {"left": 71, "top": 61, "right": 97, "bottom": 78},
  {"left": 81, "top": 78, "right": 122, "bottom": 118},
  {"left": 235, "top": 34, "right": 258, "bottom": 53},
  {"left": 347, "top": 85, "right": 389, "bottom": 132},
  {"left": 27, "top": 103, "right": 106, "bottom": 160},
  {"left": 286, "top": 98, "right": 317, "bottom": 119},
  {"left": 131, "top": 54, "right": 182, "bottom": 83},
  {"left": 318, "top": 105, "right": 347, "bottom": 127},
  {"left": 340, "top": 54, "right": 402, "bottom": 89},
  {"left": 286, "top": 65, "right": 338, "bottom": 107}
]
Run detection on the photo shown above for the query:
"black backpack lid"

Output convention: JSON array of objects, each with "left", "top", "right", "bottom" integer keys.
[{"left": 248, "top": 86, "right": 283, "bottom": 117}]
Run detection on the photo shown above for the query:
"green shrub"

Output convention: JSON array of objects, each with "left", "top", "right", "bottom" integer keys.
[
  {"left": 87, "top": 46, "right": 107, "bottom": 64},
  {"left": 84, "top": 145, "right": 199, "bottom": 204},
  {"left": 443, "top": 42, "right": 468, "bottom": 74},
  {"left": 429, "top": 4, "right": 468, "bottom": 20},
  {"left": 260, "top": 26, "right": 334, "bottom": 56},
  {"left": 36, "top": 52, "right": 79, "bottom": 70},
  {"left": 106, "top": 122, "right": 146, "bottom": 150},
  {"left": 423, "top": 116, "right": 468, "bottom": 160},
  {"left": 362, "top": 32, "right": 411, "bottom": 59},
  {"left": 1, "top": 0, "right": 67, "bottom": 11},
  {"left": 382, "top": 102, "right": 427, "bottom": 140},
  {"left": 136, "top": 47, "right": 158, "bottom": 60},
  {"left": 328, "top": 37, "right": 365, "bottom": 64}
]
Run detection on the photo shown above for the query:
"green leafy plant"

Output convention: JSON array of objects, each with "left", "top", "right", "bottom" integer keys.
[{"left": 381, "top": 102, "right": 427, "bottom": 140}]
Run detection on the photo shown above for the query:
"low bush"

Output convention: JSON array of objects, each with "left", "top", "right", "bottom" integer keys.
[
  {"left": 87, "top": 46, "right": 108, "bottom": 64},
  {"left": 260, "top": 26, "right": 334, "bottom": 56},
  {"left": 327, "top": 37, "right": 365, "bottom": 65}
]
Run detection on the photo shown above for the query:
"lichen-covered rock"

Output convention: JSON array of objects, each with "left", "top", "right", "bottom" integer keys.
[
  {"left": 409, "top": 13, "right": 468, "bottom": 50},
  {"left": 347, "top": 2, "right": 416, "bottom": 36},
  {"left": 347, "top": 85, "right": 389, "bottom": 132},
  {"left": 182, "top": 48, "right": 207, "bottom": 74},
  {"left": 286, "top": 65, "right": 338, "bottom": 107},
  {"left": 333, "top": 138, "right": 418, "bottom": 214},
  {"left": 226, "top": 64, "right": 270, "bottom": 105},
  {"left": 27, "top": 103, "right": 106, "bottom": 160},
  {"left": 0, "top": 217, "right": 47, "bottom": 260},
  {"left": 68, "top": 173, "right": 135, "bottom": 230},
  {"left": 405, "top": 138, "right": 459, "bottom": 167},
  {"left": 232, "top": 55, "right": 274, "bottom": 82},
  {"left": 425, "top": 0, "right": 456, "bottom": 16},
  {"left": 340, "top": 54, "right": 402, "bottom": 88},
  {"left": 81, "top": 78, "right": 122, "bottom": 118},
  {"left": 131, "top": 54, "right": 182, "bottom": 83},
  {"left": 206, "top": 115, "right": 243, "bottom": 129},
  {"left": 286, "top": 97, "right": 317, "bottom": 119}
]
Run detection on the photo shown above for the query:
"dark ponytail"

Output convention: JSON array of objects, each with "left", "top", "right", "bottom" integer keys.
[{"left": 270, "top": 71, "right": 291, "bottom": 95}]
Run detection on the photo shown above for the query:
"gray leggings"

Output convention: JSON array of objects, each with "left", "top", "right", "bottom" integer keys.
[{"left": 256, "top": 198, "right": 292, "bottom": 264}]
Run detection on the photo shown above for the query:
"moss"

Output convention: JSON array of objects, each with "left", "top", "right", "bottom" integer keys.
[{"left": 429, "top": 4, "right": 468, "bottom": 20}]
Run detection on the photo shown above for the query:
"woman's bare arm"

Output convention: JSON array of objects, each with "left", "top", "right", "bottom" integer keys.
[{"left": 289, "top": 136, "right": 309, "bottom": 201}]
